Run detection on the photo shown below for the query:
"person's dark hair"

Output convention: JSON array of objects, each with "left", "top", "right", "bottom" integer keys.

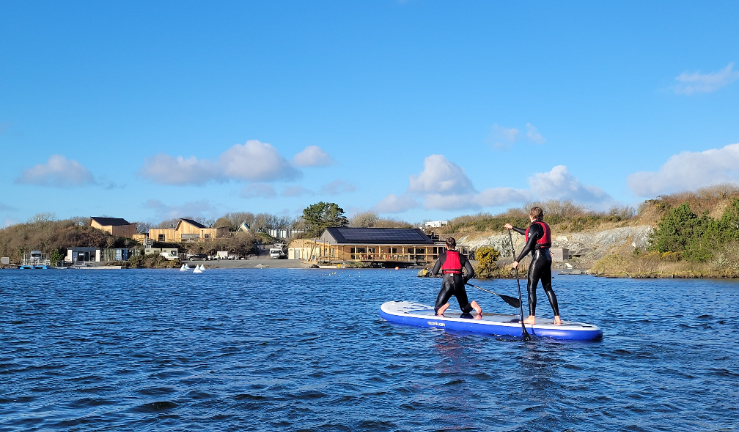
[
  {"left": 530, "top": 206, "right": 544, "bottom": 222},
  {"left": 445, "top": 237, "right": 456, "bottom": 249}
]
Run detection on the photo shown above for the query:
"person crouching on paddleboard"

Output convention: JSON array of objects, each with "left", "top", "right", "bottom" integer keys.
[
  {"left": 505, "top": 206, "right": 562, "bottom": 325},
  {"left": 431, "top": 237, "right": 482, "bottom": 319}
]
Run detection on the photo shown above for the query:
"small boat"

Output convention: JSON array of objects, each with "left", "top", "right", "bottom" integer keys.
[
  {"left": 179, "top": 264, "right": 187, "bottom": 272},
  {"left": 193, "top": 266, "right": 202, "bottom": 274},
  {"left": 379, "top": 301, "right": 603, "bottom": 341}
]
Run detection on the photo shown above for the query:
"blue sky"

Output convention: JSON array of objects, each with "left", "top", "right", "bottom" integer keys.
[{"left": 2, "top": 1, "right": 738, "bottom": 226}]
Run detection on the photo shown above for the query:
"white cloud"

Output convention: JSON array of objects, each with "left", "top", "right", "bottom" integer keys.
[
  {"left": 526, "top": 123, "right": 546, "bottom": 144},
  {"left": 398, "top": 154, "right": 614, "bottom": 211},
  {"left": 15, "top": 154, "right": 95, "bottom": 188},
  {"left": 240, "top": 183, "right": 277, "bottom": 199},
  {"left": 292, "top": 145, "right": 335, "bottom": 167},
  {"left": 220, "top": 140, "right": 300, "bottom": 181},
  {"left": 424, "top": 193, "right": 480, "bottom": 211},
  {"left": 627, "top": 143, "right": 739, "bottom": 197},
  {"left": 475, "top": 187, "right": 531, "bottom": 207},
  {"left": 138, "top": 154, "right": 219, "bottom": 185},
  {"left": 486, "top": 124, "right": 520, "bottom": 151},
  {"left": 139, "top": 140, "right": 300, "bottom": 185},
  {"left": 373, "top": 194, "right": 421, "bottom": 213},
  {"left": 320, "top": 179, "right": 356, "bottom": 195},
  {"left": 281, "top": 185, "right": 313, "bottom": 197},
  {"left": 408, "top": 155, "right": 475, "bottom": 195},
  {"left": 673, "top": 62, "right": 739, "bottom": 95},
  {"left": 529, "top": 165, "right": 613, "bottom": 205},
  {"left": 144, "top": 199, "right": 220, "bottom": 220}
]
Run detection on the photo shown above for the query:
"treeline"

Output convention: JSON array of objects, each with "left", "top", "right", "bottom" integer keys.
[
  {"left": 438, "top": 200, "right": 637, "bottom": 234},
  {"left": 0, "top": 215, "right": 139, "bottom": 262}
]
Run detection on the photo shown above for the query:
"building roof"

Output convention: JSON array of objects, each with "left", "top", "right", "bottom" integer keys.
[
  {"left": 90, "top": 217, "right": 131, "bottom": 226},
  {"left": 178, "top": 218, "right": 207, "bottom": 229},
  {"left": 320, "top": 227, "right": 434, "bottom": 245}
]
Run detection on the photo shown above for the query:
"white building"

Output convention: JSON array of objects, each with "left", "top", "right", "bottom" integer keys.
[{"left": 424, "top": 220, "right": 448, "bottom": 229}]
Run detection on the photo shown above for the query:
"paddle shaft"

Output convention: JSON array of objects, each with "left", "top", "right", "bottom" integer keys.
[
  {"left": 465, "top": 283, "right": 521, "bottom": 308},
  {"left": 508, "top": 229, "right": 532, "bottom": 341}
]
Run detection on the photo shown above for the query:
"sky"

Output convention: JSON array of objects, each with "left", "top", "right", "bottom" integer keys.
[{"left": 1, "top": 1, "right": 739, "bottom": 227}]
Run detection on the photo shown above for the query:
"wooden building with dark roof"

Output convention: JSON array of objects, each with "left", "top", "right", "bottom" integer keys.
[
  {"left": 90, "top": 217, "right": 137, "bottom": 238},
  {"left": 301, "top": 227, "right": 467, "bottom": 266},
  {"left": 148, "top": 218, "right": 229, "bottom": 243}
]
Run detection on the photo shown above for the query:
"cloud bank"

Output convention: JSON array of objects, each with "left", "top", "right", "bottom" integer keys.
[
  {"left": 139, "top": 140, "right": 308, "bottom": 185},
  {"left": 628, "top": 142, "right": 739, "bottom": 197},
  {"left": 15, "top": 155, "right": 96, "bottom": 188},
  {"left": 673, "top": 62, "right": 739, "bottom": 95},
  {"left": 374, "top": 155, "right": 614, "bottom": 214}
]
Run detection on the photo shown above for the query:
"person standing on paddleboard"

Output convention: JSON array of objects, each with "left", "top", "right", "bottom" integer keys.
[
  {"left": 430, "top": 237, "right": 482, "bottom": 319},
  {"left": 505, "top": 206, "right": 561, "bottom": 325}
]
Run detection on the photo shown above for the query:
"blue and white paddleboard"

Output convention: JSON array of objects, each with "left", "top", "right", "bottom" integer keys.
[{"left": 379, "top": 301, "right": 603, "bottom": 341}]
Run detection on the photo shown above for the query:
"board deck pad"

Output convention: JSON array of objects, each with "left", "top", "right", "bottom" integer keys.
[{"left": 379, "top": 301, "right": 602, "bottom": 341}]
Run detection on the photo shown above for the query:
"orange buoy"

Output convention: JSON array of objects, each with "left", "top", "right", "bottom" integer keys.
[{"left": 395, "top": 266, "right": 399, "bottom": 270}]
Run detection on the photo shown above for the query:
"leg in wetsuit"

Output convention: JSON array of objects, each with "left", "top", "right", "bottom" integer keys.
[
  {"left": 434, "top": 274, "right": 474, "bottom": 314},
  {"left": 527, "top": 249, "right": 560, "bottom": 317}
]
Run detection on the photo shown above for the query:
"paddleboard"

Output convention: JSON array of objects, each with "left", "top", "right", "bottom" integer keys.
[{"left": 379, "top": 301, "right": 603, "bottom": 341}]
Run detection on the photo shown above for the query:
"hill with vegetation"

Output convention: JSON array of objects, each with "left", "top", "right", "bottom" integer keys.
[{"left": 434, "top": 185, "right": 739, "bottom": 278}]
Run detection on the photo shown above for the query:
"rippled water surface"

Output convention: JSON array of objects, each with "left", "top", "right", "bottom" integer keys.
[{"left": 1, "top": 269, "right": 738, "bottom": 431}]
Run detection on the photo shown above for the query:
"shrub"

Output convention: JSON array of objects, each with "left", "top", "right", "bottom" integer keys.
[{"left": 474, "top": 246, "right": 501, "bottom": 278}]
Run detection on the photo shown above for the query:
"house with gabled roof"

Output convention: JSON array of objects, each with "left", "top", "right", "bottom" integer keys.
[
  {"left": 90, "top": 217, "right": 137, "bottom": 238},
  {"left": 148, "top": 218, "right": 229, "bottom": 243}
]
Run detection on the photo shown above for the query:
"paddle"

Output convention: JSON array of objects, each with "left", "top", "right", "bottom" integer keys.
[
  {"left": 465, "top": 283, "right": 521, "bottom": 308},
  {"left": 508, "top": 229, "right": 532, "bottom": 341}
]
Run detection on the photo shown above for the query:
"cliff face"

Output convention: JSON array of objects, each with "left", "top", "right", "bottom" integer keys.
[{"left": 458, "top": 225, "right": 653, "bottom": 269}]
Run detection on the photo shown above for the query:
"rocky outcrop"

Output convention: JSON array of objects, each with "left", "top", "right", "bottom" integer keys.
[{"left": 458, "top": 225, "right": 653, "bottom": 269}]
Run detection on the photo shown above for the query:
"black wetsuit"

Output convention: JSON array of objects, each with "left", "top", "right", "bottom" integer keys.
[
  {"left": 431, "top": 250, "right": 476, "bottom": 314},
  {"left": 512, "top": 223, "right": 560, "bottom": 318}
]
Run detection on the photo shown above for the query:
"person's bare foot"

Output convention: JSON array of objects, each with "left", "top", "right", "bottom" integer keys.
[
  {"left": 523, "top": 315, "right": 536, "bottom": 325},
  {"left": 470, "top": 301, "right": 483, "bottom": 319},
  {"left": 436, "top": 303, "right": 450, "bottom": 316},
  {"left": 553, "top": 316, "right": 562, "bottom": 325}
]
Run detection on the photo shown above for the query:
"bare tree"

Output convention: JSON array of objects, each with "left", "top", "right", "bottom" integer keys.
[{"left": 350, "top": 211, "right": 379, "bottom": 227}]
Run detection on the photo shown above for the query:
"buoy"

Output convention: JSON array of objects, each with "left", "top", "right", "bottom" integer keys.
[{"left": 395, "top": 267, "right": 399, "bottom": 270}]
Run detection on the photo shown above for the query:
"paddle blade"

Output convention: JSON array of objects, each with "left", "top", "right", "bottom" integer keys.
[{"left": 500, "top": 294, "right": 521, "bottom": 309}]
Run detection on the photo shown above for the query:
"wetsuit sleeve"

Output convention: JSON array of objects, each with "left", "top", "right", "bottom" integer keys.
[
  {"left": 431, "top": 252, "right": 445, "bottom": 276},
  {"left": 462, "top": 255, "right": 475, "bottom": 282},
  {"left": 515, "top": 224, "right": 543, "bottom": 262},
  {"left": 512, "top": 226, "right": 526, "bottom": 235}
]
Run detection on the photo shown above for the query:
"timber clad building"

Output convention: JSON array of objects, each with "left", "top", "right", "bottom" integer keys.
[
  {"left": 148, "top": 218, "right": 229, "bottom": 243},
  {"left": 299, "top": 227, "right": 468, "bottom": 266},
  {"left": 90, "top": 217, "right": 137, "bottom": 238}
]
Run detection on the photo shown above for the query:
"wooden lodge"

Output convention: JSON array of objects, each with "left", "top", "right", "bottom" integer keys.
[
  {"left": 90, "top": 217, "right": 137, "bottom": 238},
  {"left": 299, "top": 227, "right": 468, "bottom": 266},
  {"left": 148, "top": 218, "right": 229, "bottom": 243}
]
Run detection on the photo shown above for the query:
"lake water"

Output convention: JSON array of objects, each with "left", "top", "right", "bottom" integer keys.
[{"left": 1, "top": 269, "right": 737, "bottom": 431}]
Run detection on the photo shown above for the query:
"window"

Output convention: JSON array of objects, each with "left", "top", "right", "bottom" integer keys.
[
  {"left": 204, "top": 234, "right": 210, "bottom": 239},
  {"left": 158, "top": 234, "right": 165, "bottom": 242}
]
